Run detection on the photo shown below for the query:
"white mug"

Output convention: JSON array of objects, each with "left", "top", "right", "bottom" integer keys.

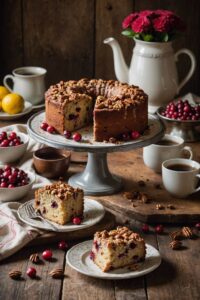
[
  {"left": 3, "top": 66, "right": 46, "bottom": 105},
  {"left": 162, "top": 158, "right": 200, "bottom": 198},
  {"left": 143, "top": 134, "right": 193, "bottom": 173}
]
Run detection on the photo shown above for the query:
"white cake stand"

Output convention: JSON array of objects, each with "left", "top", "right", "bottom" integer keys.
[{"left": 27, "top": 111, "right": 165, "bottom": 195}]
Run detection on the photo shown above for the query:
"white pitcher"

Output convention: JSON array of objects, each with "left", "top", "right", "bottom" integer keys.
[
  {"left": 104, "top": 38, "right": 196, "bottom": 113},
  {"left": 3, "top": 66, "right": 46, "bottom": 105}
]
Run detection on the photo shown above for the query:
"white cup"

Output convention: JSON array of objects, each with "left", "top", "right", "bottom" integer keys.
[
  {"left": 3, "top": 66, "right": 46, "bottom": 105},
  {"left": 143, "top": 134, "right": 193, "bottom": 173},
  {"left": 162, "top": 158, "right": 200, "bottom": 198}
]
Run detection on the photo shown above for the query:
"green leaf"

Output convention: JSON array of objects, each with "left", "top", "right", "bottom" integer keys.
[
  {"left": 121, "top": 29, "right": 134, "bottom": 38},
  {"left": 163, "top": 33, "right": 169, "bottom": 42},
  {"left": 142, "top": 34, "right": 154, "bottom": 42}
]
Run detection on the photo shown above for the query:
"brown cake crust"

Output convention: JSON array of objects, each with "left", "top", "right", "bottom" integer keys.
[{"left": 45, "top": 79, "right": 148, "bottom": 141}]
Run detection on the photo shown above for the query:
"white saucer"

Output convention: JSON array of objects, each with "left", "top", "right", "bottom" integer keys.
[
  {"left": 0, "top": 101, "right": 33, "bottom": 120},
  {"left": 66, "top": 240, "right": 161, "bottom": 280},
  {"left": 18, "top": 198, "right": 105, "bottom": 232},
  {"left": 32, "top": 100, "right": 45, "bottom": 110}
]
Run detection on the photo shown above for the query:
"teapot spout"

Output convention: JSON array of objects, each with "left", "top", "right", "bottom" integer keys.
[{"left": 104, "top": 37, "right": 129, "bottom": 83}]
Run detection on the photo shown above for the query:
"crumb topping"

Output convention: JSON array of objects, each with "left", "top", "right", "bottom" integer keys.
[
  {"left": 94, "top": 226, "right": 144, "bottom": 244},
  {"left": 45, "top": 79, "right": 147, "bottom": 109},
  {"left": 35, "top": 182, "right": 83, "bottom": 201}
]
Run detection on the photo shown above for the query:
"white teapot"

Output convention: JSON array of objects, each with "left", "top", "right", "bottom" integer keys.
[{"left": 104, "top": 37, "right": 196, "bottom": 113}]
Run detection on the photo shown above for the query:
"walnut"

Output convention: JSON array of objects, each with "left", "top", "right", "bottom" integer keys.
[
  {"left": 29, "top": 253, "right": 40, "bottom": 264},
  {"left": 182, "top": 227, "right": 194, "bottom": 239},
  {"left": 49, "top": 268, "right": 64, "bottom": 279},
  {"left": 9, "top": 270, "right": 22, "bottom": 280},
  {"left": 170, "top": 240, "right": 182, "bottom": 250}
]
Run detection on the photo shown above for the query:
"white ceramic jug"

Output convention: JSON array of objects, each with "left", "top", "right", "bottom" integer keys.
[{"left": 104, "top": 38, "right": 196, "bottom": 113}]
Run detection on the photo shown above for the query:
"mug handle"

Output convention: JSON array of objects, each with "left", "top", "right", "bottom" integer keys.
[
  {"left": 3, "top": 75, "right": 15, "bottom": 92},
  {"left": 175, "top": 48, "right": 196, "bottom": 94},
  {"left": 194, "top": 174, "right": 200, "bottom": 193},
  {"left": 181, "top": 146, "right": 193, "bottom": 159}
]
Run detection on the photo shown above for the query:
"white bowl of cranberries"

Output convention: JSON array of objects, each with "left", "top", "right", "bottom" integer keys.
[
  {"left": 0, "top": 131, "right": 29, "bottom": 163},
  {"left": 0, "top": 165, "right": 35, "bottom": 202}
]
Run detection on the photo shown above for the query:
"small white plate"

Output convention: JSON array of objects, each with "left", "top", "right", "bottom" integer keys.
[
  {"left": 0, "top": 101, "right": 33, "bottom": 120},
  {"left": 66, "top": 240, "right": 161, "bottom": 280},
  {"left": 32, "top": 99, "right": 45, "bottom": 110},
  {"left": 18, "top": 198, "right": 105, "bottom": 232}
]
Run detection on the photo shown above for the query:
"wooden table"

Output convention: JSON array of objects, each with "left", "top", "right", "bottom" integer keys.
[{"left": 0, "top": 115, "right": 200, "bottom": 300}]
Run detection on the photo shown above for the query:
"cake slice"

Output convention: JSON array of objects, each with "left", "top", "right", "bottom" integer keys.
[
  {"left": 90, "top": 226, "right": 146, "bottom": 272},
  {"left": 34, "top": 182, "right": 84, "bottom": 225}
]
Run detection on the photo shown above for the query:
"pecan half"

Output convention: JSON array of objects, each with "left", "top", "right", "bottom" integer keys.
[
  {"left": 49, "top": 268, "right": 64, "bottom": 279},
  {"left": 169, "top": 230, "right": 183, "bottom": 241},
  {"left": 170, "top": 240, "right": 182, "bottom": 250},
  {"left": 29, "top": 253, "right": 40, "bottom": 264},
  {"left": 9, "top": 270, "right": 22, "bottom": 280},
  {"left": 182, "top": 227, "right": 194, "bottom": 239}
]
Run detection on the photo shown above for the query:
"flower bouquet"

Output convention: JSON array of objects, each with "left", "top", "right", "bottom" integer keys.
[{"left": 122, "top": 9, "right": 185, "bottom": 42}]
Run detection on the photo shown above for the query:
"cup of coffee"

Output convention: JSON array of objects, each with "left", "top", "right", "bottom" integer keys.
[
  {"left": 3, "top": 66, "right": 46, "bottom": 105},
  {"left": 162, "top": 158, "right": 200, "bottom": 198},
  {"left": 143, "top": 134, "right": 193, "bottom": 173}
]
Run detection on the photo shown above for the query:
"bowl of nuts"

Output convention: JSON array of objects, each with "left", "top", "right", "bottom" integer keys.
[
  {"left": 0, "top": 130, "right": 29, "bottom": 163},
  {"left": 157, "top": 99, "right": 200, "bottom": 142},
  {"left": 0, "top": 165, "right": 35, "bottom": 202}
]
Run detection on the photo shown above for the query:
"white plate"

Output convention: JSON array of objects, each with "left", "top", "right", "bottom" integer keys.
[
  {"left": 18, "top": 198, "right": 105, "bottom": 232},
  {"left": 32, "top": 99, "right": 45, "bottom": 110},
  {"left": 66, "top": 240, "right": 161, "bottom": 280},
  {"left": 0, "top": 101, "right": 33, "bottom": 120}
]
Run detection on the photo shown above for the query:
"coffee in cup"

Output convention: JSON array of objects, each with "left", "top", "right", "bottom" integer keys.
[
  {"left": 143, "top": 134, "right": 193, "bottom": 173},
  {"left": 3, "top": 66, "right": 46, "bottom": 105},
  {"left": 162, "top": 158, "right": 200, "bottom": 198}
]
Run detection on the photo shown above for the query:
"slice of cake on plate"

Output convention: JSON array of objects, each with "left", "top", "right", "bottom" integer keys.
[
  {"left": 90, "top": 226, "right": 146, "bottom": 272},
  {"left": 34, "top": 182, "right": 84, "bottom": 225}
]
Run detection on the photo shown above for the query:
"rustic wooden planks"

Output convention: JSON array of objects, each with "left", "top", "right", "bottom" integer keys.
[
  {"left": 22, "top": 0, "right": 95, "bottom": 86},
  {"left": 95, "top": 0, "right": 134, "bottom": 79}
]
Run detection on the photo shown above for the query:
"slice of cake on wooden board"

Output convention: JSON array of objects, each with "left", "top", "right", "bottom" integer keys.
[
  {"left": 34, "top": 182, "right": 84, "bottom": 225},
  {"left": 90, "top": 226, "right": 146, "bottom": 272}
]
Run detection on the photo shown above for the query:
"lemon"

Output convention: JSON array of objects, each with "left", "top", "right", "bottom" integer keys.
[
  {"left": 2, "top": 93, "right": 24, "bottom": 114},
  {"left": 0, "top": 86, "right": 10, "bottom": 111}
]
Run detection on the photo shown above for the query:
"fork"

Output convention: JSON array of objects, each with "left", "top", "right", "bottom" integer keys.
[{"left": 25, "top": 203, "right": 59, "bottom": 231}]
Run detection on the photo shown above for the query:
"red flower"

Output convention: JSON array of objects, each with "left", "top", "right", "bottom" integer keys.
[
  {"left": 132, "top": 16, "right": 152, "bottom": 33},
  {"left": 139, "top": 10, "right": 156, "bottom": 18},
  {"left": 153, "top": 15, "right": 173, "bottom": 32},
  {"left": 122, "top": 13, "right": 138, "bottom": 29}
]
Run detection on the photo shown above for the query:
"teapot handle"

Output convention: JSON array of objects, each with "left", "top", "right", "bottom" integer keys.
[{"left": 175, "top": 48, "right": 196, "bottom": 94}]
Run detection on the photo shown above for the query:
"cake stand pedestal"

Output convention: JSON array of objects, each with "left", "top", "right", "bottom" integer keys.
[{"left": 27, "top": 111, "right": 165, "bottom": 195}]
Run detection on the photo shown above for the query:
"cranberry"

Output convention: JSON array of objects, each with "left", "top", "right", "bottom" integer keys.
[
  {"left": 72, "top": 217, "right": 81, "bottom": 225},
  {"left": 4, "top": 165, "right": 11, "bottom": 172},
  {"left": 1, "top": 132, "right": 7, "bottom": 139},
  {"left": 131, "top": 131, "right": 140, "bottom": 140},
  {"left": 64, "top": 130, "right": 71, "bottom": 139},
  {"left": 8, "top": 175, "right": 16, "bottom": 184},
  {"left": 89, "top": 251, "right": 95, "bottom": 260},
  {"left": 15, "top": 141, "right": 21, "bottom": 146},
  {"left": 47, "top": 125, "right": 55, "bottom": 134},
  {"left": 155, "top": 225, "right": 164, "bottom": 234},
  {"left": 195, "top": 223, "right": 200, "bottom": 230},
  {"left": 40, "top": 122, "right": 48, "bottom": 131},
  {"left": 0, "top": 139, "right": 9, "bottom": 147},
  {"left": 142, "top": 224, "right": 149, "bottom": 233},
  {"left": 3, "top": 170, "right": 11, "bottom": 178},
  {"left": 58, "top": 241, "right": 68, "bottom": 250},
  {"left": 0, "top": 182, "right": 8, "bottom": 188},
  {"left": 8, "top": 184, "right": 15, "bottom": 188},
  {"left": 26, "top": 267, "right": 36, "bottom": 278},
  {"left": 42, "top": 249, "right": 53, "bottom": 260},
  {"left": 8, "top": 132, "right": 17, "bottom": 140},
  {"left": 72, "top": 132, "right": 82, "bottom": 142}
]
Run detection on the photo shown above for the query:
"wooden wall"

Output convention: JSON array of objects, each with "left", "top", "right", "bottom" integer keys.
[{"left": 0, "top": 0, "right": 200, "bottom": 96}]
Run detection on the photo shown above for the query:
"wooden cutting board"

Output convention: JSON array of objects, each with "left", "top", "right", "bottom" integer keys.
[
  {"left": 28, "top": 211, "right": 115, "bottom": 246},
  {"left": 86, "top": 147, "right": 200, "bottom": 224}
]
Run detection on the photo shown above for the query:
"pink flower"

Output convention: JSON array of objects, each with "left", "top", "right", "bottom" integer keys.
[
  {"left": 153, "top": 15, "right": 173, "bottom": 32},
  {"left": 132, "top": 16, "right": 152, "bottom": 33},
  {"left": 139, "top": 10, "right": 155, "bottom": 18},
  {"left": 122, "top": 13, "right": 138, "bottom": 29}
]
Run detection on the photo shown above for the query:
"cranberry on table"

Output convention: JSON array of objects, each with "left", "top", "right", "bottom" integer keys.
[
  {"left": 58, "top": 241, "right": 68, "bottom": 250},
  {"left": 42, "top": 249, "right": 53, "bottom": 260},
  {"left": 155, "top": 224, "right": 164, "bottom": 234},
  {"left": 72, "top": 132, "right": 82, "bottom": 142},
  {"left": 26, "top": 267, "right": 37, "bottom": 278},
  {"left": 72, "top": 217, "right": 82, "bottom": 225},
  {"left": 142, "top": 224, "right": 149, "bottom": 233}
]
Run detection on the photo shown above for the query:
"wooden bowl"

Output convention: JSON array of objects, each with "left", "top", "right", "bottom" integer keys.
[{"left": 33, "top": 147, "right": 71, "bottom": 179}]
